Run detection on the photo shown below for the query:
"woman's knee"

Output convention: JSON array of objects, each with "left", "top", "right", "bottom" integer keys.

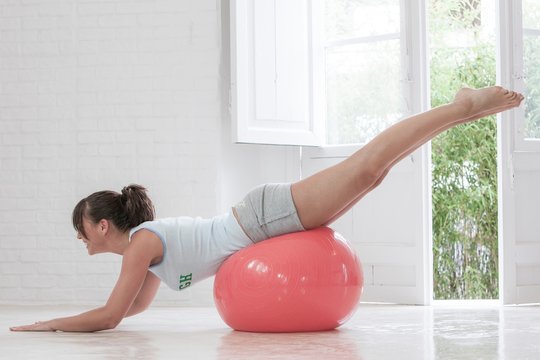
[
  {"left": 350, "top": 158, "right": 386, "bottom": 193},
  {"left": 371, "top": 168, "right": 389, "bottom": 189}
]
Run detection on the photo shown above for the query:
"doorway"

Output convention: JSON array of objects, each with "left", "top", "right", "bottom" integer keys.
[{"left": 429, "top": 0, "right": 499, "bottom": 300}]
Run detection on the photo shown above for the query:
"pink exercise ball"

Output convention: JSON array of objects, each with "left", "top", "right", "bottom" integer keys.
[{"left": 213, "top": 227, "right": 363, "bottom": 333}]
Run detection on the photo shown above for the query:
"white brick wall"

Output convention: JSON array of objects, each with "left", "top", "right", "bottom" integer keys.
[
  {"left": 0, "top": 0, "right": 225, "bottom": 306},
  {"left": 0, "top": 0, "right": 301, "bottom": 307}
]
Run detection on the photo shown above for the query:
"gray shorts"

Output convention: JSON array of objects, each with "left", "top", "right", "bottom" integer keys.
[{"left": 233, "top": 183, "right": 305, "bottom": 243}]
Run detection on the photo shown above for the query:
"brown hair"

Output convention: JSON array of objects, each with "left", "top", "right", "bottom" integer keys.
[{"left": 72, "top": 184, "right": 155, "bottom": 238}]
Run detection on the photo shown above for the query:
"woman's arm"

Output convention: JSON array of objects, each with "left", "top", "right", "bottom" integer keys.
[
  {"left": 10, "top": 231, "right": 163, "bottom": 332},
  {"left": 11, "top": 270, "right": 161, "bottom": 331},
  {"left": 10, "top": 306, "right": 124, "bottom": 332},
  {"left": 125, "top": 271, "right": 161, "bottom": 317}
]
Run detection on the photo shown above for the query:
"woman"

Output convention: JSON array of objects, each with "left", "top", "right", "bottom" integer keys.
[{"left": 10, "top": 86, "right": 523, "bottom": 332}]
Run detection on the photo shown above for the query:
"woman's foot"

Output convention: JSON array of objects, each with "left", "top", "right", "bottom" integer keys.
[{"left": 452, "top": 86, "right": 524, "bottom": 123}]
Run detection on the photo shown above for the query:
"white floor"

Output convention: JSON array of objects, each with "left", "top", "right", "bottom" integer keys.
[{"left": 1, "top": 303, "right": 539, "bottom": 360}]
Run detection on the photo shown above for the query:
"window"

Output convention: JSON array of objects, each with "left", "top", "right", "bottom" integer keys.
[
  {"left": 230, "top": 0, "right": 416, "bottom": 147},
  {"left": 230, "top": 0, "right": 324, "bottom": 146},
  {"left": 522, "top": 0, "right": 540, "bottom": 140},
  {"left": 324, "top": 0, "right": 405, "bottom": 145}
]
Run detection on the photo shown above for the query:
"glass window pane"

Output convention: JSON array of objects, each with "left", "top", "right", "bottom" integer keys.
[
  {"left": 325, "top": 0, "right": 400, "bottom": 40},
  {"left": 325, "top": 40, "right": 403, "bottom": 145},
  {"left": 523, "top": 35, "right": 540, "bottom": 139},
  {"left": 523, "top": 0, "right": 540, "bottom": 30}
]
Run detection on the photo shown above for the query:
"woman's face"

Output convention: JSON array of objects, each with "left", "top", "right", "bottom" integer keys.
[{"left": 77, "top": 217, "right": 107, "bottom": 255}]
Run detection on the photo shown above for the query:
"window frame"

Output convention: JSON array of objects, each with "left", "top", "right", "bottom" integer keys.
[
  {"left": 229, "top": 0, "right": 427, "bottom": 148},
  {"left": 230, "top": 0, "right": 325, "bottom": 146},
  {"left": 318, "top": 0, "right": 430, "bottom": 147},
  {"left": 511, "top": 0, "right": 540, "bottom": 151},
  {"left": 319, "top": 0, "right": 400, "bottom": 147}
]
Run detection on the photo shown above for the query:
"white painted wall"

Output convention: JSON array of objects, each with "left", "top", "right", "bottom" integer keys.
[{"left": 0, "top": 0, "right": 300, "bottom": 306}]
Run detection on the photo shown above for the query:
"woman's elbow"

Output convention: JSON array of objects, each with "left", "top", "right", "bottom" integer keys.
[
  {"left": 102, "top": 312, "right": 123, "bottom": 330},
  {"left": 125, "top": 302, "right": 148, "bottom": 318},
  {"left": 104, "top": 319, "right": 120, "bottom": 330}
]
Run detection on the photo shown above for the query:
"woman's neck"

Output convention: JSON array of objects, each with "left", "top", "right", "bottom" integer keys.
[{"left": 108, "top": 231, "right": 130, "bottom": 255}]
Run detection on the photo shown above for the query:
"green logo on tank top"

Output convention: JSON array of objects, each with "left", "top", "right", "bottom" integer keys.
[{"left": 179, "top": 273, "right": 192, "bottom": 290}]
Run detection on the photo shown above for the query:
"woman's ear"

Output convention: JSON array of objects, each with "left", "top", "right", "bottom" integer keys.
[{"left": 98, "top": 219, "right": 109, "bottom": 234}]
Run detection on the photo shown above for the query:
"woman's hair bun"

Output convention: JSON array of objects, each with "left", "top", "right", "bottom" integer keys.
[
  {"left": 121, "top": 184, "right": 145, "bottom": 199},
  {"left": 120, "top": 184, "right": 155, "bottom": 227}
]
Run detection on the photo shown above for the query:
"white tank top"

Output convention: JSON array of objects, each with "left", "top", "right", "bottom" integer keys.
[{"left": 129, "top": 212, "right": 252, "bottom": 291}]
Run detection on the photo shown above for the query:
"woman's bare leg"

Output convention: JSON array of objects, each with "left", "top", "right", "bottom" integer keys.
[
  {"left": 321, "top": 96, "right": 502, "bottom": 225},
  {"left": 291, "top": 86, "right": 524, "bottom": 230},
  {"left": 321, "top": 114, "right": 478, "bottom": 225}
]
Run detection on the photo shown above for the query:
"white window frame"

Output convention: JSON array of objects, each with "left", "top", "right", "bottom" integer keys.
[
  {"left": 510, "top": 0, "right": 540, "bottom": 151},
  {"left": 320, "top": 0, "right": 430, "bottom": 144},
  {"left": 230, "top": 0, "right": 325, "bottom": 146},
  {"left": 498, "top": 0, "right": 540, "bottom": 305},
  {"left": 229, "top": 0, "right": 428, "bottom": 147},
  {"left": 306, "top": 0, "right": 429, "bottom": 158}
]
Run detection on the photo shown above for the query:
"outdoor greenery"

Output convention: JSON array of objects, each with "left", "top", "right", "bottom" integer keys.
[{"left": 430, "top": 0, "right": 498, "bottom": 299}]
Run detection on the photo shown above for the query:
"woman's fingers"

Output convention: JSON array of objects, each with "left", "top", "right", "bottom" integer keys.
[{"left": 10, "top": 321, "right": 55, "bottom": 332}]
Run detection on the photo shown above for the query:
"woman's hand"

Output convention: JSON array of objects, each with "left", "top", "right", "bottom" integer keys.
[{"left": 10, "top": 321, "right": 56, "bottom": 332}]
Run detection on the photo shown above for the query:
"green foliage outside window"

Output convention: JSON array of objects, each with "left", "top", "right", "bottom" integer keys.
[{"left": 430, "top": 0, "right": 498, "bottom": 299}]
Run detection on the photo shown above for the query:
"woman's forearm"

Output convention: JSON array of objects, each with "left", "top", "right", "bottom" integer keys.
[{"left": 48, "top": 307, "right": 120, "bottom": 332}]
